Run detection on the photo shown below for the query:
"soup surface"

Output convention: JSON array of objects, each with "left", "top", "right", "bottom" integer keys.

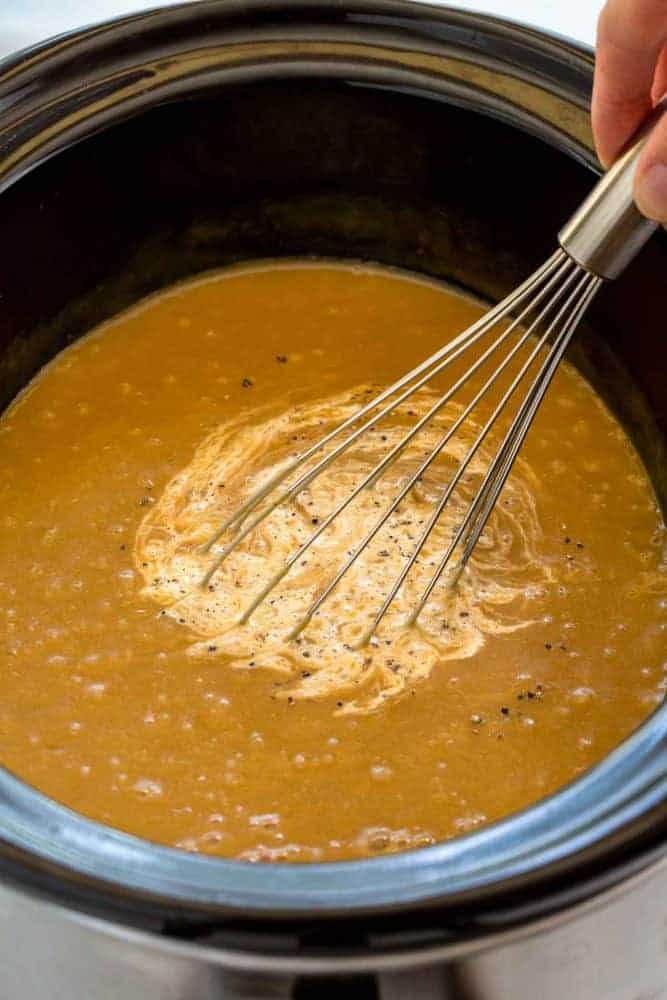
[{"left": 0, "top": 262, "right": 664, "bottom": 861}]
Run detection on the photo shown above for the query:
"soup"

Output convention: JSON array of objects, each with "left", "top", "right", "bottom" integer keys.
[{"left": 0, "top": 262, "right": 664, "bottom": 860}]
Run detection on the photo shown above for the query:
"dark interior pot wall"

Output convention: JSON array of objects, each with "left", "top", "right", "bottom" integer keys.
[{"left": 1, "top": 81, "right": 665, "bottom": 505}]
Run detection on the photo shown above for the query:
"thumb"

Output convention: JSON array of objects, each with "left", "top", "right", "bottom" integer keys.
[{"left": 635, "top": 108, "right": 667, "bottom": 223}]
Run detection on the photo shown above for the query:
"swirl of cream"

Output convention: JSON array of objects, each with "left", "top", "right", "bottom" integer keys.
[{"left": 135, "top": 388, "right": 553, "bottom": 714}]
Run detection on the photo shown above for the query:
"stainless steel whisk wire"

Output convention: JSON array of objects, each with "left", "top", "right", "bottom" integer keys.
[
  {"left": 242, "top": 251, "right": 576, "bottom": 631},
  {"left": 200, "top": 101, "right": 665, "bottom": 643},
  {"left": 199, "top": 250, "right": 563, "bottom": 574}
]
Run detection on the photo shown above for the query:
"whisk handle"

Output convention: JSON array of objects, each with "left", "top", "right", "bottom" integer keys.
[{"left": 559, "top": 99, "right": 667, "bottom": 280}]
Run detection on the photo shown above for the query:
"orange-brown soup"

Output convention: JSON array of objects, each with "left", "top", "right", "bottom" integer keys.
[{"left": 0, "top": 262, "right": 664, "bottom": 861}]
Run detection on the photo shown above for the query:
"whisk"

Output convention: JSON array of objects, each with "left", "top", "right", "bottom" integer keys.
[{"left": 201, "top": 103, "right": 665, "bottom": 644}]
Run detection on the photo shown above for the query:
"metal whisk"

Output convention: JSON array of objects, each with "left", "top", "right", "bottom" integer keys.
[{"left": 201, "top": 103, "right": 665, "bottom": 644}]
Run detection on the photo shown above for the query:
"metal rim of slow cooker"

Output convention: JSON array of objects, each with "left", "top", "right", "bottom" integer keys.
[{"left": 0, "top": 0, "right": 664, "bottom": 924}]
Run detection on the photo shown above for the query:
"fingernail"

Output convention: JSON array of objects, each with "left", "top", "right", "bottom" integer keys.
[{"left": 636, "top": 164, "right": 667, "bottom": 223}]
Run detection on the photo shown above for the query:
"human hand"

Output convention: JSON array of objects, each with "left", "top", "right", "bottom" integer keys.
[{"left": 593, "top": 0, "right": 667, "bottom": 222}]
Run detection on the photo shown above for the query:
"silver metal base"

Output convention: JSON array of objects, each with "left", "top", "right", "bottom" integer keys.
[
  {"left": 1, "top": 860, "right": 665, "bottom": 999},
  {"left": 446, "top": 860, "right": 667, "bottom": 1000}
]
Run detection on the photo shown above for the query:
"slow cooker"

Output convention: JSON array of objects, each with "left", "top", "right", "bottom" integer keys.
[{"left": 0, "top": 2, "right": 665, "bottom": 997}]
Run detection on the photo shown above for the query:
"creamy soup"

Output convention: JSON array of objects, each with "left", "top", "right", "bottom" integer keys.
[{"left": 0, "top": 261, "right": 664, "bottom": 861}]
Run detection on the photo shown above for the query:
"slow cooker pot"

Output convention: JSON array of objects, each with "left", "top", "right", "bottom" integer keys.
[{"left": 0, "top": 2, "right": 665, "bottom": 997}]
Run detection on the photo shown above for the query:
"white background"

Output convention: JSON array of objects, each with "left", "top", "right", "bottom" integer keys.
[{"left": 0, "top": 1, "right": 600, "bottom": 61}]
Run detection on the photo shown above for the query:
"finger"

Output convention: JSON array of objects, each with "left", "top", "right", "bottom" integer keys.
[
  {"left": 652, "top": 44, "right": 667, "bottom": 103},
  {"left": 592, "top": 0, "right": 667, "bottom": 167},
  {"left": 635, "top": 111, "right": 667, "bottom": 223}
]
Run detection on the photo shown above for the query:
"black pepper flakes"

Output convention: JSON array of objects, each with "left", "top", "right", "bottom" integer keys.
[
  {"left": 241, "top": 377, "right": 253, "bottom": 388},
  {"left": 276, "top": 355, "right": 288, "bottom": 363},
  {"left": 500, "top": 706, "right": 510, "bottom": 716}
]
